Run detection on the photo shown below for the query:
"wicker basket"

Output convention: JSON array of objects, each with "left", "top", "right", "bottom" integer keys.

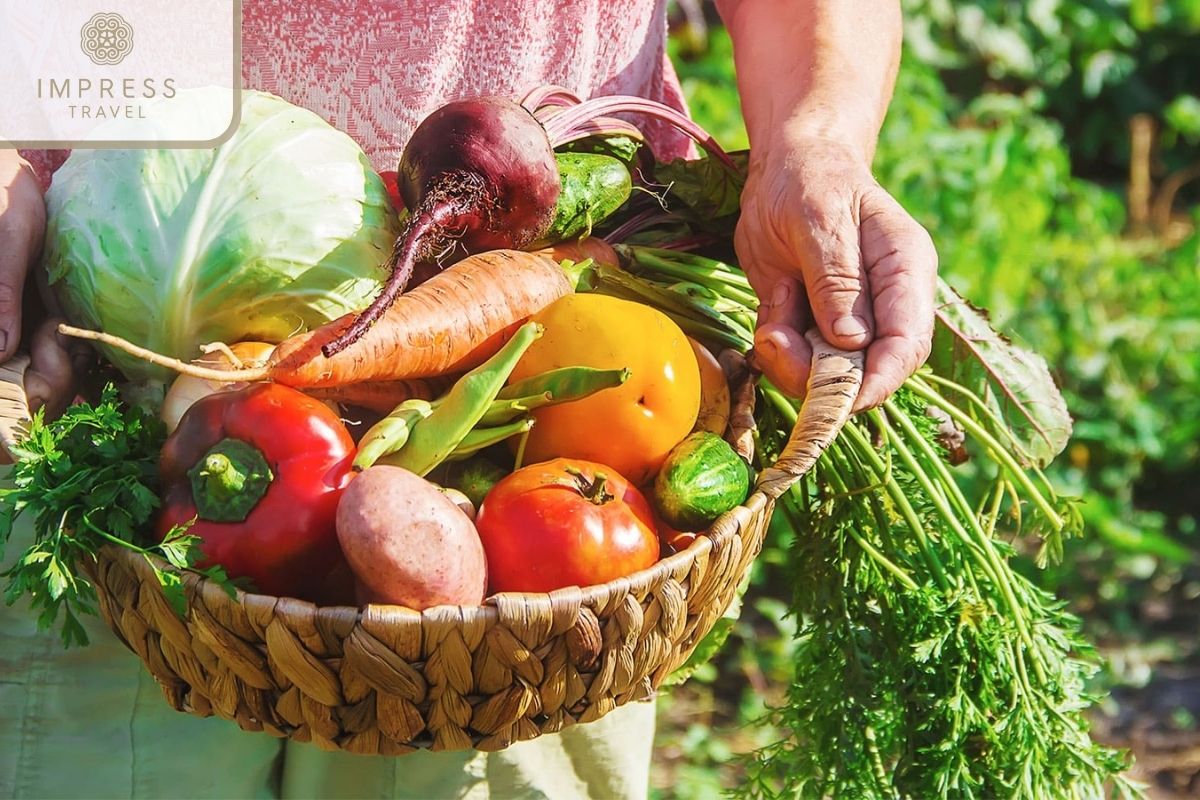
[{"left": 0, "top": 333, "right": 861, "bottom": 754}]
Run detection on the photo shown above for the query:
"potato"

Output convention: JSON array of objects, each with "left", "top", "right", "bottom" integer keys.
[
  {"left": 336, "top": 466, "right": 487, "bottom": 609},
  {"left": 689, "top": 337, "right": 731, "bottom": 436},
  {"left": 438, "top": 487, "right": 477, "bottom": 521}
]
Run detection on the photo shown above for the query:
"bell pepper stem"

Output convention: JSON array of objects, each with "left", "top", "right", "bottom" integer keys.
[
  {"left": 201, "top": 453, "right": 243, "bottom": 494},
  {"left": 188, "top": 438, "right": 273, "bottom": 523}
]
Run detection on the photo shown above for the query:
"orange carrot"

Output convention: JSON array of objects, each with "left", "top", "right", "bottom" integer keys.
[
  {"left": 534, "top": 237, "right": 620, "bottom": 269},
  {"left": 304, "top": 376, "right": 453, "bottom": 414},
  {"left": 60, "top": 250, "right": 573, "bottom": 389}
]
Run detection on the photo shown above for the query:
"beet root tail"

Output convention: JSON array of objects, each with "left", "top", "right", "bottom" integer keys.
[{"left": 321, "top": 176, "right": 482, "bottom": 358}]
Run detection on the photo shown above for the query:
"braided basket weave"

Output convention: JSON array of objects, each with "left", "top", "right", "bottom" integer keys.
[{"left": 0, "top": 333, "right": 861, "bottom": 754}]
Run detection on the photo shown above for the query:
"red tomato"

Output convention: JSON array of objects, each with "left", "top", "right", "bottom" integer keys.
[
  {"left": 660, "top": 527, "right": 699, "bottom": 554},
  {"left": 476, "top": 459, "right": 661, "bottom": 593},
  {"left": 379, "top": 170, "right": 404, "bottom": 211}
]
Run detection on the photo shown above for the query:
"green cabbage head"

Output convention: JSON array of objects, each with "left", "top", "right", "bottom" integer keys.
[{"left": 44, "top": 90, "right": 399, "bottom": 385}]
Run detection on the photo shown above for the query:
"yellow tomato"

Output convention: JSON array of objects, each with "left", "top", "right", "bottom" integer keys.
[{"left": 509, "top": 294, "right": 701, "bottom": 485}]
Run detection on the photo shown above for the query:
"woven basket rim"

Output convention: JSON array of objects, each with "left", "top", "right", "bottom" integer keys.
[{"left": 98, "top": 490, "right": 772, "bottom": 626}]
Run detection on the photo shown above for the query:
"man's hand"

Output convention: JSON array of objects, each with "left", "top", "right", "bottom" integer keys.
[
  {"left": 0, "top": 151, "right": 82, "bottom": 419},
  {"left": 737, "top": 134, "right": 936, "bottom": 410},
  {"left": 717, "top": 0, "right": 935, "bottom": 408},
  {"left": 0, "top": 152, "right": 43, "bottom": 361}
]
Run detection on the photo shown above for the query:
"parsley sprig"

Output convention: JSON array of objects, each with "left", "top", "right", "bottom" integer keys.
[{"left": 0, "top": 386, "right": 232, "bottom": 647}]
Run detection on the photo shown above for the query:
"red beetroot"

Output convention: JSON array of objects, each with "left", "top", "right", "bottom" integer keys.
[{"left": 324, "top": 97, "right": 560, "bottom": 356}]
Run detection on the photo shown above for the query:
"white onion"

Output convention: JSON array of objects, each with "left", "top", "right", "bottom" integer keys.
[{"left": 160, "top": 342, "right": 275, "bottom": 432}]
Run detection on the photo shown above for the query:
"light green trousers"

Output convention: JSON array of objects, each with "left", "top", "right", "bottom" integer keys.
[{"left": 1, "top": 509, "right": 656, "bottom": 800}]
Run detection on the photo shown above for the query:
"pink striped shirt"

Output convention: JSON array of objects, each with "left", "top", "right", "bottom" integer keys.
[{"left": 23, "top": 0, "right": 689, "bottom": 187}]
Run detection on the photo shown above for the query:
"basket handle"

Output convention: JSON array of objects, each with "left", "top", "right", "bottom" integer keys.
[
  {"left": 0, "top": 332, "right": 865, "bottom": 485},
  {"left": 0, "top": 354, "right": 31, "bottom": 461},
  {"left": 754, "top": 330, "right": 864, "bottom": 500}
]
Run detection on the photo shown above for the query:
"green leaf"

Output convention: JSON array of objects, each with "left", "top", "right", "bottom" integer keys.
[
  {"left": 44, "top": 560, "right": 70, "bottom": 600},
  {"left": 155, "top": 520, "right": 200, "bottom": 570},
  {"left": 911, "top": 635, "right": 946, "bottom": 663},
  {"left": 152, "top": 561, "right": 187, "bottom": 618},
  {"left": 558, "top": 134, "right": 642, "bottom": 165},
  {"left": 200, "top": 564, "right": 239, "bottom": 601},
  {"left": 60, "top": 607, "right": 89, "bottom": 648},
  {"left": 1164, "top": 94, "right": 1200, "bottom": 142},
  {"left": 653, "top": 151, "right": 748, "bottom": 224},
  {"left": 20, "top": 549, "right": 51, "bottom": 565},
  {"left": 1, "top": 385, "right": 168, "bottom": 646},
  {"left": 929, "top": 280, "right": 1072, "bottom": 466}
]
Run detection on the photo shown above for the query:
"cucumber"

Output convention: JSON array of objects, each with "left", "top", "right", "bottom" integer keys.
[
  {"left": 430, "top": 457, "right": 507, "bottom": 508},
  {"left": 539, "top": 152, "right": 632, "bottom": 245},
  {"left": 653, "top": 432, "right": 751, "bottom": 531}
]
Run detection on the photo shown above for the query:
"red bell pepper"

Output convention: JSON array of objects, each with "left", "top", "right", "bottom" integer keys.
[{"left": 156, "top": 383, "right": 356, "bottom": 598}]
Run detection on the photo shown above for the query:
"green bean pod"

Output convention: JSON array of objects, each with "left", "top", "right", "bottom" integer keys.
[
  {"left": 378, "top": 322, "right": 543, "bottom": 476},
  {"left": 499, "top": 365, "right": 630, "bottom": 402},
  {"left": 449, "top": 417, "right": 536, "bottom": 459},
  {"left": 478, "top": 393, "right": 552, "bottom": 428},
  {"left": 479, "top": 366, "right": 630, "bottom": 426},
  {"left": 352, "top": 400, "right": 433, "bottom": 471}
]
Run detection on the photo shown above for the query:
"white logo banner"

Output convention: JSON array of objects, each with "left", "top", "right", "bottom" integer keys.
[{"left": 0, "top": 0, "right": 240, "bottom": 147}]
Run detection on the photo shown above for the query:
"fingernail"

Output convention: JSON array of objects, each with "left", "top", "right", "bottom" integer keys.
[
  {"left": 769, "top": 283, "right": 790, "bottom": 308},
  {"left": 833, "top": 315, "right": 870, "bottom": 340},
  {"left": 754, "top": 337, "right": 778, "bottom": 365}
]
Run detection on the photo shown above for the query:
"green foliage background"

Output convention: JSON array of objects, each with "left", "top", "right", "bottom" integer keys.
[{"left": 655, "top": 2, "right": 1200, "bottom": 795}]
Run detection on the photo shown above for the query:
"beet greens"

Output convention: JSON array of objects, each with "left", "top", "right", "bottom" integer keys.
[{"left": 324, "top": 87, "right": 740, "bottom": 357}]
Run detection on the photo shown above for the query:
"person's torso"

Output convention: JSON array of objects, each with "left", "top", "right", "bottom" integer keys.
[
  {"left": 240, "top": 0, "right": 684, "bottom": 170},
  {"left": 22, "top": 0, "right": 688, "bottom": 185}
]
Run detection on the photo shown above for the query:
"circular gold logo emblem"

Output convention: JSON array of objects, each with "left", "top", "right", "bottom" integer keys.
[{"left": 80, "top": 12, "right": 134, "bottom": 66}]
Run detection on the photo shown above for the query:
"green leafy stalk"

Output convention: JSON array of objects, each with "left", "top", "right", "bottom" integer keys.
[
  {"left": 743, "top": 388, "right": 1141, "bottom": 799},
  {"left": 623, "top": 246, "right": 758, "bottom": 307},
  {"left": 0, "top": 386, "right": 230, "bottom": 646},
  {"left": 570, "top": 257, "right": 753, "bottom": 350}
]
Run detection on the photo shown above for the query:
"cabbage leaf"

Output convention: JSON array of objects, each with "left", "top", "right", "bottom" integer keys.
[{"left": 44, "top": 90, "right": 399, "bottom": 384}]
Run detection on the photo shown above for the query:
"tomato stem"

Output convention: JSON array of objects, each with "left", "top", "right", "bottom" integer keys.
[{"left": 566, "top": 466, "right": 616, "bottom": 505}]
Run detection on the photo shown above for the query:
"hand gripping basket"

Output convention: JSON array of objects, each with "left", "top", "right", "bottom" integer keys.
[{"left": 0, "top": 333, "right": 862, "bottom": 754}]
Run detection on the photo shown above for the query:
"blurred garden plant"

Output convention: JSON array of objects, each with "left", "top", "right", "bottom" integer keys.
[{"left": 654, "top": 2, "right": 1200, "bottom": 796}]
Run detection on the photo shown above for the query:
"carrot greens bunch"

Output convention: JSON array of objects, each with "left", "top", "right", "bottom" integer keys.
[{"left": 582, "top": 243, "right": 1142, "bottom": 798}]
